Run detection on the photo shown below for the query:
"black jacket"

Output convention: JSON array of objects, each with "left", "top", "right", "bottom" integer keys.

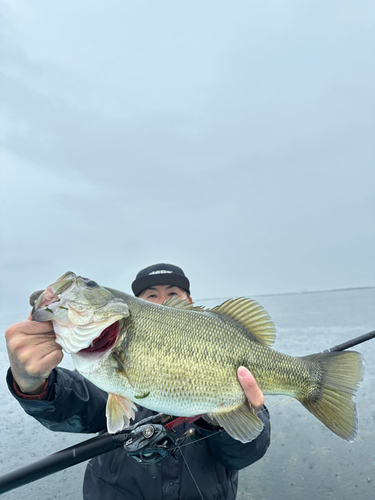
[{"left": 7, "top": 368, "right": 270, "bottom": 500}]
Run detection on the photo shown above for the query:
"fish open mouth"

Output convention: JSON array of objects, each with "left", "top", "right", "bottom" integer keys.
[{"left": 79, "top": 321, "right": 119, "bottom": 353}]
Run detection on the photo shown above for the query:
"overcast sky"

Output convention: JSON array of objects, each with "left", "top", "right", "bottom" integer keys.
[{"left": 0, "top": 0, "right": 374, "bottom": 315}]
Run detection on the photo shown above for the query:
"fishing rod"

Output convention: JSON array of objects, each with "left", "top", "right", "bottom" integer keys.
[
  {"left": 0, "top": 413, "right": 200, "bottom": 494},
  {"left": 0, "top": 329, "right": 374, "bottom": 495},
  {"left": 323, "top": 329, "right": 375, "bottom": 353}
]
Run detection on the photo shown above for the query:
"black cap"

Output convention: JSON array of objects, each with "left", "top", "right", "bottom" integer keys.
[{"left": 132, "top": 263, "right": 190, "bottom": 296}]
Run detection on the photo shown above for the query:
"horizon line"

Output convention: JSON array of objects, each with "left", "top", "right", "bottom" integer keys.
[{"left": 196, "top": 285, "right": 375, "bottom": 302}]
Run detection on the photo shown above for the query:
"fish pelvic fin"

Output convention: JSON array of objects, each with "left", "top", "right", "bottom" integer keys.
[
  {"left": 208, "top": 298, "right": 276, "bottom": 347},
  {"left": 106, "top": 393, "right": 137, "bottom": 434},
  {"left": 299, "top": 351, "right": 364, "bottom": 442},
  {"left": 205, "top": 402, "right": 264, "bottom": 443}
]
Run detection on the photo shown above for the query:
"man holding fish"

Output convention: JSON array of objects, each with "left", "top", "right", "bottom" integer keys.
[{"left": 5, "top": 263, "right": 271, "bottom": 500}]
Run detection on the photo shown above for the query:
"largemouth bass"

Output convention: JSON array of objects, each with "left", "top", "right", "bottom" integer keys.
[{"left": 31, "top": 271, "right": 363, "bottom": 443}]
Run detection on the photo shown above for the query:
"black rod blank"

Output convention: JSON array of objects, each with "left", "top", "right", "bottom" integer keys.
[
  {"left": 324, "top": 330, "right": 375, "bottom": 352},
  {"left": 0, "top": 433, "right": 118, "bottom": 494}
]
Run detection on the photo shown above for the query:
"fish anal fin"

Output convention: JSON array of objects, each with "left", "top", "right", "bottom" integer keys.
[
  {"left": 208, "top": 298, "right": 276, "bottom": 347},
  {"left": 106, "top": 393, "right": 137, "bottom": 434},
  {"left": 205, "top": 402, "right": 264, "bottom": 443}
]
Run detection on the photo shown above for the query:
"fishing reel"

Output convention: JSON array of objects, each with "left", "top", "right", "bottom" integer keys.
[{"left": 120, "top": 414, "right": 195, "bottom": 466}]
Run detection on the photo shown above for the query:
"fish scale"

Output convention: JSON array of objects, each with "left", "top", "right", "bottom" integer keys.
[{"left": 31, "top": 271, "right": 364, "bottom": 443}]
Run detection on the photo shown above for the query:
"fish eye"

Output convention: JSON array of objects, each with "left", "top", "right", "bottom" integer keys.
[{"left": 86, "top": 280, "right": 97, "bottom": 287}]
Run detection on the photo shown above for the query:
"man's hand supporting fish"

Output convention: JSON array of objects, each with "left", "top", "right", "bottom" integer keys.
[
  {"left": 5, "top": 318, "right": 61, "bottom": 395},
  {"left": 237, "top": 367, "right": 264, "bottom": 413}
]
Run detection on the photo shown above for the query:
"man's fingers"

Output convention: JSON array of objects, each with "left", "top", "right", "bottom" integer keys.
[
  {"left": 5, "top": 319, "right": 54, "bottom": 338},
  {"left": 5, "top": 317, "right": 62, "bottom": 393},
  {"left": 237, "top": 366, "right": 264, "bottom": 410},
  {"left": 26, "top": 349, "right": 64, "bottom": 377}
]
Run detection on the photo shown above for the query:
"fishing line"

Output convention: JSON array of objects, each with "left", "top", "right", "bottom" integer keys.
[
  {"left": 177, "top": 398, "right": 296, "bottom": 453},
  {"left": 175, "top": 398, "right": 293, "bottom": 453},
  {"left": 260, "top": 397, "right": 294, "bottom": 412},
  {"left": 175, "top": 441, "right": 205, "bottom": 500},
  {"left": 172, "top": 402, "right": 289, "bottom": 497},
  {"left": 362, "top": 348, "right": 375, "bottom": 359},
  {"left": 177, "top": 429, "right": 223, "bottom": 450}
]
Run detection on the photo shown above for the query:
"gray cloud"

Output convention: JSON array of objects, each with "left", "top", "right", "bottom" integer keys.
[{"left": 1, "top": 0, "right": 374, "bottom": 314}]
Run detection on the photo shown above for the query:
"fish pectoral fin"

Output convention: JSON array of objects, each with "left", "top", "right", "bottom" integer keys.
[
  {"left": 206, "top": 402, "right": 264, "bottom": 443},
  {"left": 106, "top": 393, "right": 137, "bottom": 434}
]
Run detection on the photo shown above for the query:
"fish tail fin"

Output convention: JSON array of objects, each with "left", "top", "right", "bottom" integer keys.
[{"left": 298, "top": 351, "right": 364, "bottom": 442}]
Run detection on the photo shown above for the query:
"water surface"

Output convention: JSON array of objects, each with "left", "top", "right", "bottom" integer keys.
[{"left": 1, "top": 288, "right": 374, "bottom": 499}]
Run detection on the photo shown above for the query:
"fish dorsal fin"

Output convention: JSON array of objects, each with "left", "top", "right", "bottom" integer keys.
[
  {"left": 207, "top": 297, "right": 276, "bottom": 347},
  {"left": 162, "top": 296, "right": 205, "bottom": 311}
]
